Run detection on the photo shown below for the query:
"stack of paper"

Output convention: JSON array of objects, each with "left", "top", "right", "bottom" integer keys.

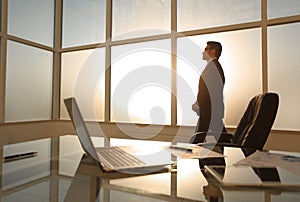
[{"left": 235, "top": 150, "right": 300, "bottom": 176}]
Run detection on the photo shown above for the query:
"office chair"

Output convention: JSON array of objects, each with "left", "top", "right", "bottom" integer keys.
[{"left": 190, "top": 92, "right": 279, "bottom": 150}]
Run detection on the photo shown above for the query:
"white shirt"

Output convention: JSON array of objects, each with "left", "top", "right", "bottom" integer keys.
[{"left": 207, "top": 57, "right": 217, "bottom": 64}]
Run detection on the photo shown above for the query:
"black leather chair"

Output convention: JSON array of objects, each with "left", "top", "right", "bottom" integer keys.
[{"left": 190, "top": 92, "right": 279, "bottom": 150}]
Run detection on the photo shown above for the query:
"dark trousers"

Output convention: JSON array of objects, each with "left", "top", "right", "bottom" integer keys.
[{"left": 195, "top": 112, "right": 226, "bottom": 133}]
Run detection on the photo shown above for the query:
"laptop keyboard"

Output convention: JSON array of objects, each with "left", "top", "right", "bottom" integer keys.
[{"left": 95, "top": 146, "right": 145, "bottom": 169}]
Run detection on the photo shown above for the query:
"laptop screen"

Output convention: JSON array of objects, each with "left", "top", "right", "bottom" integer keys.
[{"left": 64, "top": 98, "right": 100, "bottom": 162}]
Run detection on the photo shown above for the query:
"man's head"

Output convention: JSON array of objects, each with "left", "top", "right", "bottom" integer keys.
[{"left": 202, "top": 41, "right": 222, "bottom": 61}]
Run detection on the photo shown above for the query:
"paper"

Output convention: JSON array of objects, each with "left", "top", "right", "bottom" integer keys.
[
  {"left": 165, "top": 144, "right": 224, "bottom": 159},
  {"left": 235, "top": 150, "right": 300, "bottom": 176}
]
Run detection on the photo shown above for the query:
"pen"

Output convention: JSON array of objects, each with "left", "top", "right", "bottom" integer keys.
[{"left": 3, "top": 151, "right": 38, "bottom": 163}]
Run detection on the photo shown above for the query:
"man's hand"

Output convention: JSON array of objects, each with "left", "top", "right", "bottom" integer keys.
[{"left": 192, "top": 102, "right": 200, "bottom": 116}]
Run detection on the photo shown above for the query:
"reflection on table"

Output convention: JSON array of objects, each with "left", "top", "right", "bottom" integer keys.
[{"left": 1, "top": 135, "right": 300, "bottom": 202}]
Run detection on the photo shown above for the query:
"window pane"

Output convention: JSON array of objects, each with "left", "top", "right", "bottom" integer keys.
[
  {"left": 268, "top": 23, "right": 300, "bottom": 131},
  {"left": 268, "top": 0, "right": 300, "bottom": 19},
  {"left": 62, "top": 0, "right": 106, "bottom": 48},
  {"left": 177, "top": 29, "right": 262, "bottom": 126},
  {"left": 177, "top": 0, "right": 260, "bottom": 32},
  {"left": 111, "top": 40, "right": 171, "bottom": 125},
  {"left": 176, "top": 37, "right": 202, "bottom": 126},
  {"left": 0, "top": 0, "right": 2, "bottom": 31},
  {"left": 8, "top": 0, "right": 54, "bottom": 46},
  {"left": 5, "top": 41, "right": 53, "bottom": 122},
  {"left": 61, "top": 48, "right": 105, "bottom": 121},
  {"left": 112, "top": 0, "right": 171, "bottom": 40}
]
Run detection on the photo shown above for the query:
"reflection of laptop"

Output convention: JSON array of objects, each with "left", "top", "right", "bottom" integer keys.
[
  {"left": 64, "top": 97, "right": 172, "bottom": 172},
  {"left": 205, "top": 165, "right": 300, "bottom": 188}
]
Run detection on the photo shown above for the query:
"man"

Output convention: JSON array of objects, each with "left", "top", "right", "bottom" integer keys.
[{"left": 192, "top": 41, "right": 226, "bottom": 136}]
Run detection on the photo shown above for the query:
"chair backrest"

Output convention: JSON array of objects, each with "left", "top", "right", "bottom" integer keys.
[{"left": 232, "top": 92, "right": 279, "bottom": 150}]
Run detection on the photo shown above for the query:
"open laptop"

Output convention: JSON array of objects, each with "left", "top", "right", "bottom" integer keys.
[
  {"left": 64, "top": 97, "right": 173, "bottom": 172},
  {"left": 205, "top": 165, "right": 300, "bottom": 188}
]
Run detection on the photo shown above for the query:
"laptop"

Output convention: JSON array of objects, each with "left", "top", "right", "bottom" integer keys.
[
  {"left": 205, "top": 165, "right": 300, "bottom": 188},
  {"left": 64, "top": 97, "right": 173, "bottom": 172}
]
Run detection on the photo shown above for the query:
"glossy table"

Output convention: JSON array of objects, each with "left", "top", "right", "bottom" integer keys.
[{"left": 1, "top": 135, "right": 300, "bottom": 202}]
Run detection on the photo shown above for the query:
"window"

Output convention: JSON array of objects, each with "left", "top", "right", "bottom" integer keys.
[
  {"left": 61, "top": 48, "right": 105, "bottom": 121},
  {"left": 177, "top": 0, "right": 260, "bottom": 32},
  {"left": 1, "top": 1, "right": 300, "bottom": 132},
  {"left": 177, "top": 28, "right": 262, "bottom": 126},
  {"left": 5, "top": 41, "right": 53, "bottom": 122},
  {"left": 268, "top": 0, "right": 300, "bottom": 19},
  {"left": 62, "top": 0, "right": 106, "bottom": 48},
  {"left": 8, "top": 0, "right": 54, "bottom": 46},
  {"left": 112, "top": 0, "right": 171, "bottom": 40},
  {"left": 111, "top": 39, "right": 171, "bottom": 124},
  {"left": 176, "top": 37, "right": 203, "bottom": 126},
  {"left": 268, "top": 22, "right": 300, "bottom": 131},
  {"left": 0, "top": 0, "right": 2, "bottom": 31}
]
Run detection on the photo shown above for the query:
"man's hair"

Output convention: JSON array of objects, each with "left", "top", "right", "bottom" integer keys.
[{"left": 207, "top": 41, "right": 222, "bottom": 59}]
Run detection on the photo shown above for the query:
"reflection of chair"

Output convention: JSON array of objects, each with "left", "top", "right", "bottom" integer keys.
[{"left": 190, "top": 93, "right": 279, "bottom": 150}]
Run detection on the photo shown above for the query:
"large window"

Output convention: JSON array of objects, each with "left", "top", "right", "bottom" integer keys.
[
  {"left": 112, "top": 0, "right": 171, "bottom": 40},
  {"left": 111, "top": 40, "right": 171, "bottom": 124},
  {"left": 177, "top": 29, "right": 262, "bottom": 126},
  {"left": 8, "top": 0, "right": 54, "bottom": 46},
  {"left": 5, "top": 41, "right": 53, "bottom": 122},
  {"left": 268, "top": 22, "right": 300, "bottom": 131},
  {"left": 62, "top": 0, "right": 106, "bottom": 48},
  {"left": 61, "top": 48, "right": 105, "bottom": 121},
  {"left": 0, "top": 0, "right": 2, "bottom": 31},
  {"left": 177, "top": 0, "right": 260, "bottom": 32},
  {"left": 268, "top": 0, "right": 300, "bottom": 19},
  {"left": 1, "top": 1, "right": 300, "bottom": 132}
]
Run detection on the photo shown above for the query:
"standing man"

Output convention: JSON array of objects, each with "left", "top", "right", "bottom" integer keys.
[{"left": 192, "top": 41, "right": 226, "bottom": 137}]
